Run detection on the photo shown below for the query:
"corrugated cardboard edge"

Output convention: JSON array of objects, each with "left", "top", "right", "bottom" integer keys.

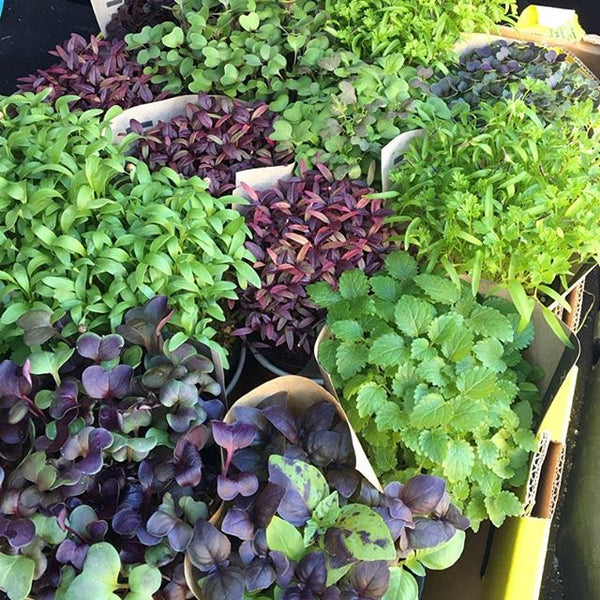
[
  {"left": 481, "top": 364, "right": 579, "bottom": 600},
  {"left": 90, "top": 0, "right": 123, "bottom": 36}
]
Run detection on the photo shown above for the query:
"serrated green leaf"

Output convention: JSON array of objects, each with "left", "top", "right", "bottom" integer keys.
[
  {"left": 370, "top": 275, "right": 399, "bottom": 301},
  {"left": 456, "top": 367, "right": 497, "bottom": 400},
  {"left": 368, "top": 333, "right": 406, "bottom": 367},
  {"left": 375, "top": 401, "right": 407, "bottom": 432},
  {"left": 385, "top": 252, "right": 418, "bottom": 281},
  {"left": 338, "top": 270, "right": 369, "bottom": 300},
  {"left": 440, "top": 325, "right": 473, "bottom": 362},
  {"left": 395, "top": 295, "right": 435, "bottom": 338},
  {"left": 477, "top": 440, "right": 499, "bottom": 468},
  {"left": 451, "top": 397, "right": 488, "bottom": 431},
  {"left": 443, "top": 440, "right": 475, "bottom": 483},
  {"left": 414, "top": 274, "right": 461, "bottom": 304},
  {"left": 309, "top": 281, "right": 340, "bottom": 308},
  {"left": 484, "top": 490, "right": 523, "bottom": 527},
  {"left": 410, "top": 393, "right": 451, "bottom": 428},
  {"left": 469, "top": 305, "right": 514, "bottom": 342},
  {"left": 513, "top": 429, "right": 538, "bottom": 452},
  {"left": 419, "top": 430, "right": 448, "bottom": 463},
  {"left": 317, "top": 337, "right": 339, "bottom": 373},
  {"left": 415, "top": 356, "right": 448, "bottom": 387},
  {"left": 335, "top": 343, "right": 366, "bottom": 379},
  {"left": 474, "top": 338, "right": 506, "bottom": 372},
  {"left": 356, "top": 383, "right": 387, "bottom": 418},
  {"left": 331, "top": 320, "right": 363, "bottom": 343}
]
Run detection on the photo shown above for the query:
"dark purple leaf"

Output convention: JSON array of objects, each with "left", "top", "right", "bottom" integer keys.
[
  {"left": 244, "top": 557, "right": 276, "bottom": 592},
  {"left": 343, "top": 561, "right": 390, "bottom": 599},
  {"left": 0, "top": 516, "right": 35, "bottom": 548},
  {"left": 56, "top": 538, "right": 89, "bottom": 570},
  {"left": 187, "top": 520, "right": 231, "bottom": 571},
  {"left": 77, "top": 333, "right": 124, "bottom": 362},
  {"left": 217, "top": 473, "right": 259, "bottom": 501},
  {"left": 405, "top": 517, "right": 456, "bottom": 550},
  {"left": 399, "top": 475, "right": 446, "bottom": 515},
  {"left": 221, "top": 507, "right": 255, "bottom": 541},
  {"left": 212, "top": 421, "right": 256, "bottom": 455},
  {"left": 202, "top": 566, "right": 245, "bottom": 600},
  {"left": 82, "top": 364, "right": 133, "bottom": 399},
  {"left": 261, "top": 405, "right": 299, "bottom": 443},
  {"left": 254, "top": 483, "right": 285, "bottom": 529}
]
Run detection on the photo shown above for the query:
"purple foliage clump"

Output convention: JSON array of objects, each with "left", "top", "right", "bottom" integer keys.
[
  {"left": 18, "top": 34, "right": 168, "bottom": 111},
  {"left": 233, "top": 164, "right": 396, "bottom": 357},
  {"left": 130, "top": 93, "right": 294, "bottom": 197},
  {"left": 0, "top": 297, "right": 223, "bottom": 598},
  {"left": 186, "top": 394, "right": 469, "bottom": 600},
  {"left": 106, "top": 0, "right": 177, "bottom": 40}
]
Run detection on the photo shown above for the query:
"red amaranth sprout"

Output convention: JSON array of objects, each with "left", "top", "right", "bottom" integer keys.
[
  {"left": 130, "top": 93, "right": 294, "bottom": 197},
  {"left": 233, "top": 163, "right": 396, "bottom": 357},
  {"left": 18, "top": 34, "right": 168, "bottom": 111}
]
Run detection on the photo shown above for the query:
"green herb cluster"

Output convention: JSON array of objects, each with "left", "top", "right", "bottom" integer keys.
[
  {"left": 324, "top": 0, "right": 516, "bottom": 65},
  {"left": 388, "top": 98, "right": 600, "bottom": 331},
  {"left": 311, "top": 252, "right": 542, "bottom": 529},
  {"left": 125, "top": 0, "right": 442, "bottom": 179},
  {"left": 0, "top": 92, "right": 258, "bottom": 359}
]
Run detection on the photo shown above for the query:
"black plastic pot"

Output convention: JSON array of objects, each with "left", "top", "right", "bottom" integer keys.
[{"left": 250, "top": 344, "right": 323, "bottom": 383}]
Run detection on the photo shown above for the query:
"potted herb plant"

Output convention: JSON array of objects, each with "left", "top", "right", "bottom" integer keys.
[
  {"left": 184, "top": 376, "right": 469, "bottom": 599},
  {"left": 0, "top": 297, "right": 224, "bottom": 600},
  {"left": 383, "top": 96, "right": 600, "bottom": 333},
  {"left": 232, "top": 163, "right": 396, "bottom": 378},
  {"left": 0, "top": 92, "right": 260, "bottom": 365},
  {"left": 311, "top": 251, "right": 542, "bottom": 530}
]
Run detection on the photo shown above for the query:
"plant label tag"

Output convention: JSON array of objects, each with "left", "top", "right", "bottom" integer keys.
[
  {"left": 90, "top": 0, "right": 125, "bottom": 34},
  {"left": 380, "top": 129, "right": 424, "bottom": 191}
]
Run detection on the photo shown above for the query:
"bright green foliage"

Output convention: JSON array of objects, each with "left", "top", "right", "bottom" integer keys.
[
  {"left": 325, "top": 0, "right": 516, "bottom": 65},
  {"left": 311, "top": 252, "right": 542, "bottom": 529},
  {"left": 125, "top": 0, "right": 445, "bottom": 179},
  {"left": 0, "top": 553, "right": 34, "bottom": 600},
  {"left": 0, "top": 92, "right": 258, "bottom": 359},
  {"left": 64, "top": 543, "right": 161, "bottom": 600},
  {"left": 389, "top": 99, "right": 600, "bottom": 328}
]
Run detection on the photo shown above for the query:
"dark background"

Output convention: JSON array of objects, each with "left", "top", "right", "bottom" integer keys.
[{"left": 0, "top": 1, "right": 599, "bottom": 95}]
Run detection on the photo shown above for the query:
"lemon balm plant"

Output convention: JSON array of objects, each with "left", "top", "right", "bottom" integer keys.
[
  {"left": 311, "top": 252, "right": 542, "bottom": 529},
  {"left": 0, "top": 92, "right": 259, "bottom": 359}
]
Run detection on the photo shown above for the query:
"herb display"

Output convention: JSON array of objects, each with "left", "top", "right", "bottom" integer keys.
[
  {"left": 130, "top": 93, "right": 293, "bottom": 197},
  {"left": 387, "top": 98, "right": 600, "bottom": 331},
  {"left": 0, "top": 92, "right": 259, "bottom": 359},
  {"left": 324, "top": 0, "right": 516, "bottom": 65},
  {"left": 106, "top": 0, "right": 177, "bottom": 40},
  {"left": 18, "top": 34, "right": 168, "bottom": 111},
  {"left": 185, "top": 394, "right": 469, "bottom": 599},
  {"left": 0, "top": 297, "right": 224, "bottom": 600},
  {"left": 233, "top": 164, "right": 395, "bottom": 360},
  {"left": 430, "top": 40, "right": 600, "bottom": 119},
  {"left": 125, "top": 0, "right": 435, "bottom": 179},
  {"left": 311, "top": 252, "right": 542, "bottom": 529}
]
